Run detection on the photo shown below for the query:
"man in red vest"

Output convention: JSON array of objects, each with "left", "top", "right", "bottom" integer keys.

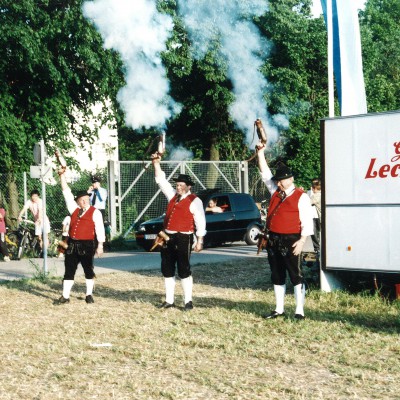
[
  {"left": 56, "top": 168, "right": 105, "bottom": 305},
  {"left": 152, "top": 154, "right": 206, "bottom": 311},
  {"left": 257, "top": 144, "right": 313, "bottom": 320}
]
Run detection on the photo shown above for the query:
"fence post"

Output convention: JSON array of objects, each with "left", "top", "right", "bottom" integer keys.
[
  {"left": 108, "top": 160, "right": 118, "bottom": 237},
  {"left": 241, "top": 161, "right": 249, "bottom": 193},
  {"left": 23, "top": 172, "right": 28, "bottom": 218},
  {"left": 40, "top": 140, "right": 48, "bottom": 274}
]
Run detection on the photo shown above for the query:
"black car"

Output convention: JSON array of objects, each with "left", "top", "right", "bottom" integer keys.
[{"left": 135, "top": 191, "right": 262, "bottom": 251}]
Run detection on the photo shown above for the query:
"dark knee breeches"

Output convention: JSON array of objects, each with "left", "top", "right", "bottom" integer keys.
[
  {"left": 160, "top": 233, "right": 194, "bottom": 279},
  {"left": 267, "top": 232, "right": 304, "bottom": 286},
  {"left": 64, "top": 239, "right": 96, "bottom": 280}
]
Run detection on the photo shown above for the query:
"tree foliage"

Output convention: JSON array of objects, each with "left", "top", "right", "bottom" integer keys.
[
  {"left": 120, "top": 0, "right": 248, "bottom": 163},
  {"left": 360, "top": 0, "right": 400, "bottom": 112},
  {"left": 2, "top": 0, "right": 400, "bottom": 192},
  {"left": 155, "top": 0, "right": 330, "bottom": 185},
  {"left": 0, "top": 0, "right": 124, "bottom": 173}
]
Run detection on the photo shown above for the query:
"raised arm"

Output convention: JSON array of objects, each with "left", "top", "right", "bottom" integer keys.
[
  {"left": 152, "top": 153, "right": 175, "bottom": 200},
  {"left": 256, "top": 143, "right": 277, "bottom": 196},
  {"left": 58, "top": 167, "right": 78, "bottom": 215}
]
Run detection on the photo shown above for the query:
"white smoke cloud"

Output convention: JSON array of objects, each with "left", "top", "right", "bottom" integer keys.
[
  {"left": 167, "top": 145, "right": 194, "bottom": 161},
  {"left": 272, "top": 113, "right": 290, "bottom": 130},
  {"left": 82, "top": 0, "right": 178, "bottom": 129},
  {"left": 83, "top": 0, "right": 286, "bottom": 149},
  {"left": 177, "top": 0, "right": 285, "bottom": 145}
]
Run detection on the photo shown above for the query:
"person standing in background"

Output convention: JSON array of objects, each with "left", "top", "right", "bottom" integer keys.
[
  {"left": 88, "top": 176, "right": 108, "bottom": 219},
  {"left": 0, "top": 206, "right": 10, "bottom": 261},
  {"left": 308, "top": 179, "right": 322, "bottom": 254},
  {"left": 18, "top": 190, "right": 50, "bottom": 252}
]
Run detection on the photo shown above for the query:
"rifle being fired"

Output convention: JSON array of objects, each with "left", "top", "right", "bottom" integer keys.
[
  {"left": 246, "top": 118, "right": 268, "bottom": 162},
  {"left": 144, "top": 131, "right": 166, "bottom": 170},
  {"left": 254, "top": 118, "right": 267, "bottom": 145},
  {"left": 55, "top": 148, "right": 68, "bottom": 176},
  {"left": 157, "top": 131, "right": 166, "bottom": 157}
]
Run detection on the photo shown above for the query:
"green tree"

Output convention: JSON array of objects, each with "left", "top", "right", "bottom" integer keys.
[
  {"left": 0, "top": 0, "right": 124, "bottom": 173},
  {"left": 258, "top": 0, "right": 329, "bottom": 187},
  {"left": 0, "top": 0, "right": 124, "bottom": 216},
  {"left": 119, "top": 1, "right": 247, "bottom": 163},
  {"left": 360, "top": 0, "right": 400, "bottom": 112}
]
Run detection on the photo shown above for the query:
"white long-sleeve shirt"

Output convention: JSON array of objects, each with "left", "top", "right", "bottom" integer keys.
[
  {"left": 155, "top": 171, "right": 207, "bottom": 237},
  {"left": 260, "top": 168, "right": 314, "bottom": 237},
  {"left": 89, "top": 186, "right": 108, "bottom": 210},
  {"left": 63, "top": 188, "right": 106, "bottom": 243}
]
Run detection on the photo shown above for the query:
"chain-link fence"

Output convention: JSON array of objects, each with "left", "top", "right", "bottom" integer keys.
[
  {"left": 115, "top": 161, "right": 271, "bottom": 237},
  {"left": 0, "top": 171, "right": 107, "bottom": 232},
  {"left": 0, "top": 161, "right": 270, "bottom": 239}
]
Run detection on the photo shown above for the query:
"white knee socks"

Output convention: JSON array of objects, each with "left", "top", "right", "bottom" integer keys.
[
  {"left": 294, "top": 283, "right": 306, "bottom": 316},
  {"left": 181, "top": 276, "right": 193, "bottom": 304},
  {"left": 62, "top": 280, "right": 74, "bottom": 299},
  {"left": 164, "top": 277, "right": 176, "bottom": 304},
  {"left": 86, "top": 279, "right": 95, "bottom": 296},
  {"left": 274, "top": 284, "right": 286, "bottom": 314}
]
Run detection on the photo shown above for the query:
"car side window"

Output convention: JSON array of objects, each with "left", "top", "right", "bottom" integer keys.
[
  {"left": 231, "top": 195, "right": 254, "bottom": 211},
  {"left": 216, "top": 196, "right": 231, "bottom": 212}
]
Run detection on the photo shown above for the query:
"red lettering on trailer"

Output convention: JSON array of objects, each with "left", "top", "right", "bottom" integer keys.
[{"left": 365, "top": 142, "right": 400, "bottom": 179}]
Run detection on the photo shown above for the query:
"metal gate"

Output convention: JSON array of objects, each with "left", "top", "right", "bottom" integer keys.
[{"left": 108, "top": 160, "right": 250, "bottom": 237}]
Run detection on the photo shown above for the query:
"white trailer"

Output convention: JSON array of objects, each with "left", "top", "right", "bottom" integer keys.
[{"left": 321, "top": 110, "right": 400, "bottom": 274}]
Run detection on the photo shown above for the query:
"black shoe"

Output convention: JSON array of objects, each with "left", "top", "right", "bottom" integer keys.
[
  {"left": 184, "top": 301, "right": 194, "bottom": 311},
  {"left": 294, "top": 314, "right": 305, "bottom": 320},
  {"left": 85, "top": 295, "right": 94, "bottom": 304},
  {"left": 55, "top": 296, "right": 70, "bottom": 305},
  {"left": 157, "top": 301, "right": 175, "bottom": 309},
  {"left": 262, "top": 311, "right": 285, "bottom": 319}
]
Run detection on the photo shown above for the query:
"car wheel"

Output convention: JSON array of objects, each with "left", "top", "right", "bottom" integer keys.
[{"left": 245, "top": 224, "right": 261, "bottom": 245}]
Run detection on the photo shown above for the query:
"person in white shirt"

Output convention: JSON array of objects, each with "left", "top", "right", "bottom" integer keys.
[
  {"left": 88, "top": 176, "right": 108, "bottom": 219},
  {"left": 257, "top": 143, "right": 314, "bottom": 320},
  {"left": 18, "top": 189, "right": 51, "bottom": 251},
  {"left": 56, "top": 168, "right": 105, "bottom": 305},
  {"left": 308, "top": 179, "right": 321, "bottom": 254},
  {"left": 152, "top": 154, "right": 206, "bottom": 311}
]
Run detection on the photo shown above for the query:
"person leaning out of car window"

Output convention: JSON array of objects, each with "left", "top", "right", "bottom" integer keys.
[{"left": 206, "top": 198, "right": 223, "bottom": 214}]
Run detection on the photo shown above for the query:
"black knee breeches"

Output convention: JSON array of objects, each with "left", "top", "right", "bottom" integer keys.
[
  {"left": 267, "top": 232, "right": 304, "bottom": 286},
  {"left": 160, "top": 233, "right": 194, "bottom": 279}
]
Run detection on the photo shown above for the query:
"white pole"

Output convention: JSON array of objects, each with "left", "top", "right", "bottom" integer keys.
[
  {"left": 327, "top": 0, "right": 335, "bottom": 118},
  {"left": 321, "top": 0, "right": 343, "bottom": 292},
  {"left": 40, "top": 140, "right": 48, "bottom": 275}
]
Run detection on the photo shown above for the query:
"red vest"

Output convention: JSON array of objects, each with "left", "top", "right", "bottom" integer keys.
[
  {"left": 69, "top": 207, "right": 96, "bottom": 240},
  {"left": 164, "top": 194, "right": 196, "bottom": 232},
  {"left": 267, "top": 188, "right": 303, "bottom": 234}
]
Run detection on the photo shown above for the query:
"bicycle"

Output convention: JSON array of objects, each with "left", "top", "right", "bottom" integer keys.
[{"left": 10, "top": 218, "right": 41, "bottom": 260}]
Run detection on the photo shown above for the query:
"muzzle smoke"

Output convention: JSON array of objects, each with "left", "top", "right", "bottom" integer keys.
[
  {"left": 83, "top": 0, "right": 287, "bottom": 146},
  {"left": 83, "top": 0, "right": 178, "bottom": 129}
]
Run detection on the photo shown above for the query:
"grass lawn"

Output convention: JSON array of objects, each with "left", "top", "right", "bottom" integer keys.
[{"left": 0, "top": 257, "right": 399, "bottom": 399}]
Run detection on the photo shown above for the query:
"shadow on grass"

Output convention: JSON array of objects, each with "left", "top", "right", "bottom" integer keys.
[
  {"left": 3, "top": 262, "right": 399, "bottom": 334},
  {"left": 127, "top": 260, "right": 273, "bottom": 291},
  {"left": 4, "top": 276, "right": 274, "bottom": 317},
  {"left": 308, "top": 308, "right": 400, "bottom": 334}
]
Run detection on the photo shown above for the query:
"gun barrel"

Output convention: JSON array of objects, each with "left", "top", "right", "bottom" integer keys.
[{"left": 254, "top": 119, "right": 267, "bottom": 144}]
